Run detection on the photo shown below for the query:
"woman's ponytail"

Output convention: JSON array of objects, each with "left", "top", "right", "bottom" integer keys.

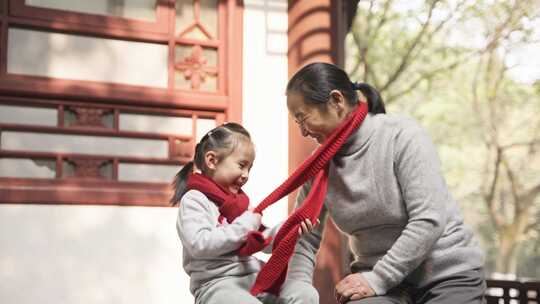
[
  {"left": 354, "top": 82, "right": 386, "bottom": 114},
  {"left": 170, "top": 161, "right": 194, "bottom": 206},
  {"left": 286, "top": 63, "right": 386, "bottom": 114}
]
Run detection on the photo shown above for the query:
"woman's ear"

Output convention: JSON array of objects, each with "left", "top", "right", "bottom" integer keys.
[
  {"left": 204, "top": 151, "right": 219, "bottom": 170},
  {"left": 329, "top": 89, "right": 347, "bottom": 113}
]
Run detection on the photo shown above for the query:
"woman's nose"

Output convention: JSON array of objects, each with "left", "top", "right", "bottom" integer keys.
[{"left": 300, "top": 125, "right": 309, "bottom": 137}]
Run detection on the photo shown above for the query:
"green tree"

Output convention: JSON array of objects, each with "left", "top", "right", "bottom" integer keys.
[
  {"left": 347, "top": 0, "right": 478, "bottom": 104},
  {"left": 467, "top": 0, "right": 540, "bottom": 275}
]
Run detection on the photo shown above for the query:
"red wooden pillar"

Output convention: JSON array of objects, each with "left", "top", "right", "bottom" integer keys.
[{"left": 287, "top": 1, "right": 350, "bottom": 303}]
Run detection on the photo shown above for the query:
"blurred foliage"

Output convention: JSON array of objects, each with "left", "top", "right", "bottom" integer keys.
[{"left": 346, "top": 0, "right": 540, "bottom": 278}]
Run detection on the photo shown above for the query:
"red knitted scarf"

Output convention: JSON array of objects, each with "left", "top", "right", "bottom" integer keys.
[
  {"left": 186, "top": 173, "right": 250, "bottom": 223},
  {"left": 186, "top": 173, "right": 272, "bottom": 255},
  {"left": 250, "top": 102, "right": 369, "bottom": 296}
]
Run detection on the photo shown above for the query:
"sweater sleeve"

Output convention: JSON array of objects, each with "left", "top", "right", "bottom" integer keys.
[
  {"left": 260, "top": 220, "right": 284, "bottom": 254},
  {"left": 285, "top": 181, "right": 329, "bottom": 284},
  {"left": 362, "top": 121, "right": 449, "bottom": 295},
  {"left": 176, "top": 190, "right": 261, "bottom": 258}
]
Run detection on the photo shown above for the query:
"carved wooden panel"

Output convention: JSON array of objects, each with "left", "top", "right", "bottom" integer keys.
[
  {"left": 0, "top": 0, "right": 242, "bottom": 205},
  {"left": 0, "top": 0, "right": 242, "bottom": 115},
  {"left": 0, "top": 97, "right": 222, "bottom": 206}
]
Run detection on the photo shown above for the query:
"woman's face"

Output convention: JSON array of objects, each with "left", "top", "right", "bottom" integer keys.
[{"left": 286, "top": 92, "right": 347, "bottom": 144}]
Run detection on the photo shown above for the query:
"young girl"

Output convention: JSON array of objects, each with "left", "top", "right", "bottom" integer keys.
[{"left": 171, "top": 123, "right": 319, "bottom": 304}]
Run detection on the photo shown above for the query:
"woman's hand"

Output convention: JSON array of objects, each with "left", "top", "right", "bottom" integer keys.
[
  {"left": 334, "top": 273, "right": 375, "bottom": 303},
  {"left": 298, "top": 218, "right": 320, "bottom": 235}
]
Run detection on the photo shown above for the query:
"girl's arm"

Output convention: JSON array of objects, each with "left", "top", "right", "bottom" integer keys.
[{"left": 176, "top": 190, "right": 261, "bottom": 258}]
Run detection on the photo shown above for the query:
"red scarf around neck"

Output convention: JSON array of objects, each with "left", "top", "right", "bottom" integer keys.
[
  {"left": 186, "top": 173, "right": 272, "bottom": 255},
  {"left": 249, "top": 102, "right": 369, "bottom": 296},
  {"left": 186, "top": 173, "right": 250, "bottom": 223}
]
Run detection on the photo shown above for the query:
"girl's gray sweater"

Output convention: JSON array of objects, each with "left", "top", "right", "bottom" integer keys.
[
  {"left": 288, "top": 113, "right": 484, "bottom": 295},
  {"left": 176, "top": 190, "right": 280, "bottom": 294}
]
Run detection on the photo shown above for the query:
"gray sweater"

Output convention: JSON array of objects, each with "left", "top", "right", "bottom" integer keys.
[
  {"left": 176, "top": 190, "right": 281, "bottom": 294},
  {"left": 289, "top": 113, "right": 484, "bottom": 295}
]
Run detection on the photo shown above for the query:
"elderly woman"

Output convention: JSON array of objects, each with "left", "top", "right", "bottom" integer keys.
[{"left": 285, "top": 62, "right": 485, "bottom": 304}]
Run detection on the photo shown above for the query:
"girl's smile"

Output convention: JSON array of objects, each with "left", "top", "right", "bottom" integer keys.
[{"left": 210, "top": 141, "right": 255, "bottom": 194}]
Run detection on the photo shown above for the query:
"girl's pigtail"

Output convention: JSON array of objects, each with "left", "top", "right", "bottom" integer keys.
[
  {"left": 354, "top": 82, "right": 386, "bottom": 114},
  {"left": 170, "top": 161, "right": 195, "bottom": 206}
]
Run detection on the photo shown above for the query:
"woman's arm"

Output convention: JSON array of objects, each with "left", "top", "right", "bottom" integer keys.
[
  {"left": 176, "top": 190, "right": 261, "bottom": 258},
  {"left": 260, "top": 220, "right": 282, "bottom": 254},
  {"left": 285, "top": 181, "right": 329, "bottom": 283},
  {"left": 261, "top": 218, "right": 319, "bottom": 254},
  {"left": 361, "top": 121, "right": 449, "bottom": 295}
]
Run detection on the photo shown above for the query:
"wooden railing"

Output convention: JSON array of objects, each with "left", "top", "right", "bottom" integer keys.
[{"left": 486, "top": 279, "right": 540, "bottom": 304}]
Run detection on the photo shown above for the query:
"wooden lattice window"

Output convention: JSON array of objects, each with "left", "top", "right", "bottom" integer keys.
[{"left": 0, "top": 0, "right": 243, "bottom": 206}]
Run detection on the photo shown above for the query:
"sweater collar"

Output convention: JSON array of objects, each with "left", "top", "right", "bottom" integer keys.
[{"left": 336, "top": 113, "right": 378, "bottom": 156}]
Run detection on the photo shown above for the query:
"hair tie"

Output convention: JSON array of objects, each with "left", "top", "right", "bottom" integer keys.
[{"left": 352, "top": 82, "right": 362, "bottom": 90}]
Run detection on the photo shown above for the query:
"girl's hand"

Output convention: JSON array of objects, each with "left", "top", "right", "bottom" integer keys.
[
  {"left": 251, "top": 211, "right": 262, "bottom": 224},
  {"left": 246, "top": 208, "right": 262, "bottom": 225},
  {"left": 334, "top": 273, "right": 375, "bottom": 303},
  {"left": 298, "top": 218, "right": 320, "bottom": 235}
]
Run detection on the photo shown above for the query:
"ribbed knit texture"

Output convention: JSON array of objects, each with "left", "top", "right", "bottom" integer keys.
[
  {"left": 186, "top": 173, "right": 271, "bottom": 256},
  {"left": 186, "top": 173, "right": 250, "bottom": 223},
  {"left": 250, "top": 102, "right": 369, "bottom": 296}
]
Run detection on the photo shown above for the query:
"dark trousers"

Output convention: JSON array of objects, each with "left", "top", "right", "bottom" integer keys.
[{"left": 348, "top": 269, "right": 486, "bottom": 304}]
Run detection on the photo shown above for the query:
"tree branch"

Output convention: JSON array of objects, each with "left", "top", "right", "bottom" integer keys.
[
  {"left": 524, "top": 215, "right": 540, "bottom": 234},
  {"left": 386, "top": 50, "right": 477, "bottom": 103},
  {"left": 519, "top": 182, "right": 540, "bottom": 210},
  {"left": 368, "top": 0, "right": 395, "bottom": 42},
  {"left": 471, "top": 57, "right": 487, "bottom": 140},
  {"left": 501, "top": 156, "right": 521, "bottom": 212},
  {"left": 422, "top": 0, "right": 468, "bottom": 45},
  {"left": 501, "top": 139, "right": 540, "bottom": 150},
  {"left": 380, "top": 0, "right": 441, "bottom": 92},
  {"left": 350, "top": 29, "right": 364, "bottom": 77},
  {"left": 484, "top": 147, "right": 505, "bottom": 228},
  {"left": 483, "top": 50, "right": 502, "bottom": 146},
  {"left": 489, "top": 55, "right": 508, "bottom": 101},
  {"left": 350, "top": 0, "right": 378, "bottom": 85}
]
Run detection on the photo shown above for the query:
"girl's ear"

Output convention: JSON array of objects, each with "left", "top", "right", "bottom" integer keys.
[{"left": 204, "top": 151, "right": 219, "bottom": 170}]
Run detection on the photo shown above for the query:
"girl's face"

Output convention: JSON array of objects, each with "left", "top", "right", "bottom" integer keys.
[
  {"left": 209, "top": 140, "right": 255, "bottom": 194},
  {"left": 287, "top": 92, "right": 348, "bottom": 144}
]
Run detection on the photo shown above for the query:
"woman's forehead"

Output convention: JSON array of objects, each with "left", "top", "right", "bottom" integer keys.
[
  {"left": 287, "top": 92, "right": 328, "bottom": 116},
  {"left": 287, "top": 92, "right": 308, "bottom": 112}
]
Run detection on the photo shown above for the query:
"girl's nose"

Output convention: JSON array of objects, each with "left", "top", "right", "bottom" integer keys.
[{"left": 239, "top": 175, "right": 248, "bottom": 185}]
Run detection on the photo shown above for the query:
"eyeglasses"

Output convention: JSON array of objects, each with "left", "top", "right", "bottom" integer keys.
[{"left": 293, "top": 113, "right": 310, "bottom": 127}]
